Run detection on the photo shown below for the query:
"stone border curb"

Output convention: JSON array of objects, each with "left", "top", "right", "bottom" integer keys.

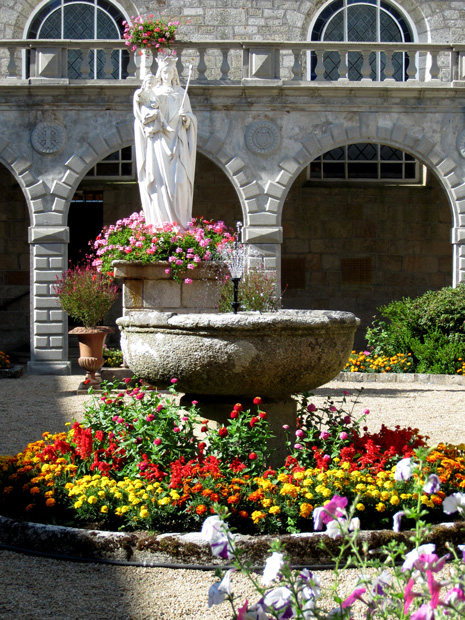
[
  {"left": 335, "top": 372, "right": 465, "bottom": 385},
  {"left": 0, "top": 515, "right": 464, "bottom": 568},
  {"left": 0, "top": 365, "right": 24, "bottom": 379}
]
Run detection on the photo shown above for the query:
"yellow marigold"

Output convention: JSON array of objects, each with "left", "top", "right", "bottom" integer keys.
[
  {"left": 140, "top": 507, "right": 149, "bottom": 518},
  {"left": 100, "top": 505, "right": 108, "bottom": 514},
  {"left": 158, "top": 497, "right": 171, "bottom": 506},
  {"left": 65, "top": 483, "right": 74, "bottom": 490},
  {"left": 333, "top": 457, "right": 340, "bottom": 463},
  {"left": 280, "top": 484, "right": 298, "bottom": 498},
  {"left": 87, "top": 495, "right": 98, "bottom": 505},
  {"left": 262, "top": 498, "right": 272, "bottom": 508},
  {"left": 269, "top": 505, "right": 280, "bottom": 515},
  {"left": 293, "top": 471, "right": 305, "bottom": 481},
  {"left": 304, "top": 492, "right": 313, "bottom": 500},
  {"left": 45, "top": 498, "right": 56, "bottom": 508},
  {"left": 321, "top": 488, "right": 332, "bottom": 497},
  {"left": 376, "top": 502, "right": 386, "bottom": 512},
  {"left": 98, "top": 491, "right": 106, "bottom": 499},
  {"left": 356, "top": 503, "right": 365, "bottom": 511},
  {"left": 44, "top": 490, "right": 54, "bottom": 498},
  {"left": 251, "top": 510, "right": 266, "bottom": 524},
  {"left": 300, "top": 503, "right": 313, "bottom": 518},
  {"left": 380, "top": 491, "right": 390, "bottom": 501},
  {"left": 170, "top": 491, "right": 180, "bottom": 500},
  {"left": 340, "top": 462, "right": 350, "bottom": 470},
  {"left": 74, "top": 500, "right": 83, "bottom": 509},
  {"left": 390, "top": 496, "right": 400, "bottom": 506},
  {"left": 277, "top": 473, "right": 289, "bottom": 483}
]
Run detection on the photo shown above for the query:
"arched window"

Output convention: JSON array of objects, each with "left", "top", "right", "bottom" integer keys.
[
  {"left": 310, "top": 0, "right": 414, "bottom": 81},
  {"left": 27, "top": 0, "right": 129, "bottom": 79}
]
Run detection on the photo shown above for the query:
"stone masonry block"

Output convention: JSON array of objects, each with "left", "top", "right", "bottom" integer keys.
[
  {"left": 81, "top": 146, "right": 98, "bottom": 164},
  {"left": 264, "top": 256, "right": 277, "bottom": 270},
  {"left": 266, "top": 198, "right": 280, "bottom": 213},
  {"left": 34, "top": 244, "right": 66, "bottom": 257},
  {"left": 34, "top": 297, "right": 59, "bottom": 309},
  {"left": 50, "top": 336, "right": 65, "bottom": 348},
  {"left": 20, "top": 171, "right": 36, "bottom": 187},
  {"left": 32, "top": 350, "right": 65, "bottom": 361},
  {"left": 62, "top": 170, "right": 79, "bottom": 187},
  {"left": 182, "top": 280, "right": 219, "bottom": 309},
  {"left": 330, "top": 123, "right": 346, "bottom": 144},
  {"left": 279, "top": 157, "right": 299, "bottom": 175},
  {"left": 360, "top": 114, "right": 378, "bottom": 139},
  {"left": 416, "top": 135, "right": 435, "bottom": 157},
  {"left": 35, "top": 213, "right": 65, "bottom": 226},
  {"left": 31, "top": 199, "right": 45, "bottom": 213},
  {"left": 447, "top": 172, "right": 464, "bottom": 188},
  {"left": 204, "top": 134, "right": 225, "bottom": 156},
  {"left": 65, "top": 155, "right": 87, "bottom": 174},
  {"left": 317, "top": 133, "right": 333, "bottom": 152},
  {"left": 243, "top": 226, "right": 283, "bottom": 244},
  {"left": 216, "top": 148, "right": 233, "bottom": 165},
  {"left": 36, "top": 323, "right": 64, "bottom": 335},
  {"left": 34, "top": 310, "right": 49, "bottom": 322},
  {"left": 27, "top": 181, "right": 47, "bottom": 200},
  {"left": 247, "top": 212, "right": 279, "bottom": 226},
  {"left": 376, "top": 125, "right": 392, "bottom": 142},
  {"left": 117, "top": 122, "right": 134, "bottom": 144},
  {"left": 123, "top": 280, "right": 143, "bottom": 309},
  {"left": 403, "top": 133, "right": 420, "bottom": 151},
  {"left": 52, "top": 198, "right": 67, "bottom": 213},
  {"left": 0, "top": 137, "right": 9, "bottom": 153},
  {"left": 34, "top": 336, "right": 49, "bottom": 348},
  {"left": 458, "top": 214, "right": 465, "bottom": 227},
  {"left": 35, "top": 257, "right": 49, "bottom": 269},
  {"left": 241, "top": 181, "right": 261, "bottom": 199},
  {"left": 11, "top": 157, "right": 31, "bottom": 176},
  {"left": 36, "top": 270, "right": 62, "bottom": 284},
  {"left": 226, "top": 156, "right": 245, "bottom": 176},
  {"left": 105, "top": 131, "right": 121, "bottom": 150},
  {"left": 143, "top": 280, "right": 181, "bottom": 309},
  {"left": 2, "top": 147, "right": 17, "bottom": 164},
  {"left": 89, "top": 135, "right": 109, "bottom": 156},
  {"left": 301, "top": 134, "right": 321, "bottom": 157},
  {"left": 346, "top": 125, "right": 361, "bottom": 141},
  {"left": 235, "top": 171, "right": 250, "bottom": 187},
  {"left": 51, "top": 181, "right": 72, "bottom": 199},
  {"left": 438, "top": 157, "right": 457, "bottom": 176},
  {"left": 49, "top": 257, "right": 65, "bottom": 270},
  {"left": 50, "top": 310, "right": 65, "bottom": 322},
  {"left": 427, "top": 149, "right": 444, "bottom": 167},
  {"left": 453, "top": 186, "right": 465, "bottom": 201},
  {"left": 265, "top": 181, "right": 285, "bottom": 199},
  {"left": 452, "top": 227, "right": 465, "bottom": 244},
  {"left": 391, "top": 123, "right": 407, "bottom": 144},
  {"left": 245, "top": 198, "right": 260, "bottom": 213},
  {"left": 276, "top": 169, "right": 292, "bottom": 186},
  {"left": 457, "top": 199, "right": 465, "bottom": 213},
  {"left": 294, "top": 148, "right": 310, "bottom": 165},
  {"left": 33, "top": 283, "right": 50, "bottom": 296}
]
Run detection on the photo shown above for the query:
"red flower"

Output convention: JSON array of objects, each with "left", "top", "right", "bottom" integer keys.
[
  {"left": 230, "top": 410, "right": 238, "bottom": 419},
  {"left": 95, "top": 430, "right": 104, "bottom": 442},
  {"left": 259, "top": 412, "right": 267, "bottom": 419},
  {"left": 233, "top": 403, "right": 243, "bottom": 412},
  {"left": 201, "top": 425, "right": 208, "bottom": 432},
  {"left": 196, "top": 504, "right": 207, "bottom": 515},
  {"left": 250, "top": 416, "right": 259, "bottom": 427},
  {"left": 249, "top": 452, "right": 257, "bottom": 460},
  {"left": 218, "top": 427, "right": 228, "bottom": 438},
  {"left": 253, "top": 397, "right": 262, "bottom": 405}
]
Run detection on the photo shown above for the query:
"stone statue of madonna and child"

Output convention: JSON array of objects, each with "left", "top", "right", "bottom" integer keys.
[{"left": 133, "top": 55, "right": 197, "bottom": 228}]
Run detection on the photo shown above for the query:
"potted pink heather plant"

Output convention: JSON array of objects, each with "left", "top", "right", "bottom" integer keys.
[{"left": 53, "top": 261, "right": 119, "bottom": 385}]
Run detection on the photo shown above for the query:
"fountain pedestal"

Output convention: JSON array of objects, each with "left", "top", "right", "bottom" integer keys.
[{"left": 118, "top": 309, "right": 360, "bottom": 467}]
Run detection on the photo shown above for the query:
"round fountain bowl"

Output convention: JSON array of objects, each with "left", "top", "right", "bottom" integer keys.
[{"left": 118, "top": 310, "right": 360, "bottom": 398}]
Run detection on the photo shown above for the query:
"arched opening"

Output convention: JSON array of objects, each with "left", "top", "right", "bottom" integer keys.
[
  {"left": 0, "top": 165, "right": 29, "bottom": 354},
  {"left": 281, "top": 144, "right": 453, "bottom": 348},
  {"left": 309, "top": 0, "right": 415, "bottom": 81},
  {"left": 26, "top": 0, "right": 129, "bottom": 79}
]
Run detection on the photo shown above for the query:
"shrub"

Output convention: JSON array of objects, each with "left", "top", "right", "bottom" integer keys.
[
  {"left": 365, "top": 285, "right": 465, "bottom": 373},
  {"left": 102, "top": 346, "right": 124, "bottom": 368},
  {"left": 218, "top": 270, "right": 281, "bottom": 313}
]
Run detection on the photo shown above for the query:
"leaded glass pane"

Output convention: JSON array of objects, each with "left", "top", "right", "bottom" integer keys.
[
  {"left": 64, "top": 3, "right": 94, "bottom": 38},
  {"left": 380, "top": 10, "right": 402, "bottom": 42},
  {"left": 97, "top": 8, "right": 119, "bottom": 38},
  {"left": 348, "top": 5, "right": 376, "bottom": 42},
  {"left": 38, "top": 10, "right": 61, "bottom": 38},
  {"left": 348, "top": 143, "right": 378, "bottom": 160},
  {"left": 324, "top": 147, "right": 345, "bottom": 161},
  {"left": 323, "top": 51, "right": 341, "bottom": 80},
  {"left": 324, "top": 11, "right": 344, "bottom": 41},
  {"left": 380, "top": 145, "right": 402, "bottom": 160}
]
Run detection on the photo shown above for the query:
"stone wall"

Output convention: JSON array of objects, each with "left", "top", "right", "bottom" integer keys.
[{"left": 282, "top": 169, "right": 452, "bottom": 346}]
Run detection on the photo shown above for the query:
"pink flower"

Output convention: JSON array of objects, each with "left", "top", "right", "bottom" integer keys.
[
  {"left": 342, "top": 587, "right": 366, "bottom": 608},
  {"left": 343, "top": 390, "right": 350, "bottom": 396},
  {"left": 307, "top": 403, "right": 316, "bottom": 412},
  {"left": 343, "top": 415, "right": 351, "bottom": 424},
  {"left": 154, "top": 438, "right": 161, "bottom": 445},
  {"left": 339, "top": 431, "right": 348, "bottom": 440},
  {"left": 171, "top": 378, "right": 178, "bottom": 384},
  {"left": 146, "top": 414, "right": 155, "bottom": 422},
  {"left": 294, "top": 443, "right": 303, "bottom": 450},
  {"left": 363, "top": 408, "right": 370, "bottom": 415},
  {"left": 319, "top": 431, "right": 329, "bottom": 440},
  {"left": 295, "top": 429, "right": 304, "bottom": 437},
  {"left": 323, "top": 454, "right": 331, "bottom": 462},
  {"left": 282, "top": 424, "right": 289, "bottom": 430},
  {"left": 173, "top": 426, "right": 180, "bottom": 433},
  {"left": 184, "top": 278, "right": 193, "bottom": 284}
]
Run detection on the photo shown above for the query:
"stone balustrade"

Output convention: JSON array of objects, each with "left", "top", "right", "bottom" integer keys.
[{"left": 0, "top": 39, "right": 463, "bottom": 85}]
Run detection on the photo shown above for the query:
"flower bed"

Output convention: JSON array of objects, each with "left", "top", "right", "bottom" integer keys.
[{"left": 0, "top": 383, "right": 463, "bottom": 536}]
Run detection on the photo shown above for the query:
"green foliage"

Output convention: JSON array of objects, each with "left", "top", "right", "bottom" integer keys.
[
  {"left": 365, "top": 285, "right": 465, "bottom": 374},
  {"left": 53, "top": 261, "right": 119, "bottom": 328},
  {"left": 102, "top": 346, "right": 124, "bottom": 368},
  {"left": 218, "top": 270, "right": 281, "bottom": 313}
]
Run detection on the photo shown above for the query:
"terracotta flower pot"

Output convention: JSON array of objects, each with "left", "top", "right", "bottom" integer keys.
[{"left": 69, "top": 326, "right": 114, "bottom": 385}]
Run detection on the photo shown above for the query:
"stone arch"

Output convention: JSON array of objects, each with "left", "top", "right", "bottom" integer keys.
[
  {"left": 0, "top": 136, "right": 41, "bottom": 224},
  {"left": 272, "top": 116, "right": 463, "bottom": 285},
  {"left": 198, "top": 131, "right": 262, "bottom": 225}
]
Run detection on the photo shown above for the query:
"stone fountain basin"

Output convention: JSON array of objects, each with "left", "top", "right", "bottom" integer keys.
[{"left": 118, "top": 310, "right": 360, "bottom": 398}]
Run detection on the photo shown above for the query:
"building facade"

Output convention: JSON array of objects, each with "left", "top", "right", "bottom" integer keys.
[{"left": 0, "top": 0, "right": 464, "bottom": 372}]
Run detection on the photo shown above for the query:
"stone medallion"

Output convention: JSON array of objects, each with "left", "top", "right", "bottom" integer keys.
[
  {"left": 31, "top": 121, "right": 66, "bottom": 155},
  {"left": 245, "top": 120, "right": 280, "bottom": 156},
  {"left": 457, "top": 129, "right": 465, "bottom": 158}
]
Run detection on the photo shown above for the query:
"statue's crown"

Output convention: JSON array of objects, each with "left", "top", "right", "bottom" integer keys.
[{"left": 157, "top": 54, "right": 177, "bottom": 69}]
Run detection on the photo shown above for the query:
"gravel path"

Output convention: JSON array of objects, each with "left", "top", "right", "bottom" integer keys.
[{"left": 0, "top": 372, "right": 464, "bottom": 619}]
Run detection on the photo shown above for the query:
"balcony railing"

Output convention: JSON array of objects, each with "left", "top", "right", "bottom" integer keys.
[{"left": 0, "top": 39, "right": 464, "bottom": 85}]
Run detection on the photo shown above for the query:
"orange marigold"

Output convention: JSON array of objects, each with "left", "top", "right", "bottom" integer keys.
[
  {"left": 45, "top": 498, "right": 56, "bottom": 508},
  {"left": 227, "top": 495, "right": 240, "bottom": 505},
  {"left": 196, "top": 504, "right": 207, "bottom": 515},
  {"left": 30, "top": 486, "right": 41, "bottom": 495}
]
